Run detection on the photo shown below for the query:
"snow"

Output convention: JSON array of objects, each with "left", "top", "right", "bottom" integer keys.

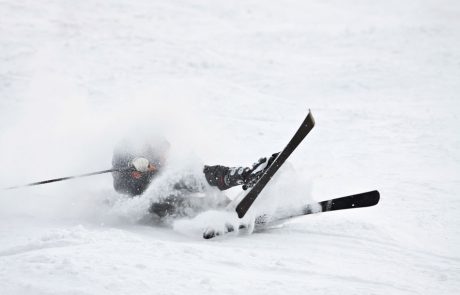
[{"left": 1, "top": 0, "right": 459, "bottom": 294}]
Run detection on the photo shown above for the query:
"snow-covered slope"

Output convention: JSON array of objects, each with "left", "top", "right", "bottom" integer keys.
[{"left": 1, "top": 0, "right": 459, "bottom": 294}]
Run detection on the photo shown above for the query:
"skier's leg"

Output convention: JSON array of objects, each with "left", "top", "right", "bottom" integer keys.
[
  {"left": 149, "top": 195, "right": 187, "bottom": 218},
  {"left": 203, "top": 153, "right": 279, "bottom": 191}
]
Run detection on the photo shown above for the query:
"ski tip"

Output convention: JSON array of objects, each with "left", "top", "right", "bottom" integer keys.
[
  {"left": 203, "top": 229, "right": 217, "bottom": 239},
  {"left": 307, "top": 109, "right": 315, "bottom": 127}
]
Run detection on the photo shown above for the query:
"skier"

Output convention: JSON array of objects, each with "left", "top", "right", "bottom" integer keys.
[{"left": 111, "top": 137, "right": 278, "bottom": 219}]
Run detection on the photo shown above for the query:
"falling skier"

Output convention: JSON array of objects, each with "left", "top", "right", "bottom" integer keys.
[
  {"left": 5, "top": 110, "right": 380, "bottom": 239},
  {"left": 111, "top": 137, "right": 278, "bottom": 220}
]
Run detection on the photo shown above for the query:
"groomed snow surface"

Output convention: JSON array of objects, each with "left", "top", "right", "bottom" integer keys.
[{"left": 0, "top": 0, "right": 459, "bottom": 294}]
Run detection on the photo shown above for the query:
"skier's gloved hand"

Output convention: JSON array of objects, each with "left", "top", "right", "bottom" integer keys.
[{"left": 131, "top": 157, "right": 150, "bottom": 172}]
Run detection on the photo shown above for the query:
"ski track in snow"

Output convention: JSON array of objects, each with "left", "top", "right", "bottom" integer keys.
[{"left": 1, "top": 0, "right": 460, "bottom": 294}]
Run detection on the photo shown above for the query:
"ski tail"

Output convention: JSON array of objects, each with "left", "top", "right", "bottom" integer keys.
[{"left": 314, "top": 190, "right": 380, "bottom": 213}]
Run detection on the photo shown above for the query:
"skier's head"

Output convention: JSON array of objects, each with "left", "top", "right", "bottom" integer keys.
[{"left": 112, "top": 135, "right": 170, "bottom": 196}]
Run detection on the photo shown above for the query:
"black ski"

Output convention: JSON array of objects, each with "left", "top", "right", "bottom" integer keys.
[
  {"left": 203, "top": 190, "right": 380, "bottom": 239},
  {"left": 254, "top": 190, "right": 380, "bottom": 227},
  {"left": 235, "top": 110, "right": 315, "bottom": 218}
]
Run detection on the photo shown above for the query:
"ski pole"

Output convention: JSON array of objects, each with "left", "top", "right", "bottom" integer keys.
[{"left": 4, "top": 168, "right": 132, "bottom": 190}]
